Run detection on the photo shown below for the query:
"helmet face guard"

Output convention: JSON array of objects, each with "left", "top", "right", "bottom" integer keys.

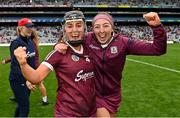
[
  {"left": 64, "top": 11, "right": 85, "bottom": 22},
  {"left": 62, "top": 11, "right": 87, "bottom": 47}
]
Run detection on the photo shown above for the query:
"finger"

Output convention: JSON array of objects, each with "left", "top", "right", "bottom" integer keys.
[
  {"left": 31, "top": 85, "right": 36, "bottom": 91},
  {"left": 27, "top": 85, "right": 32, "bottom": 90},
  {"left": 22, "top": 47, "right": 27, "bottom": 51},
  {"left": 14, "top": 47, "right": 26, "bottom": 56},
  {"left": 143, "top": 15, "right": 155, "bottom": 21},
  {"left": 28, "top": 85, "right": 36, "bottom": 91}
]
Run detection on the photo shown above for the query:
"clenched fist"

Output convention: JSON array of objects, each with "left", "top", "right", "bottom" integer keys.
[
  {"left": 143, "top": 12, "right": 161, "bottom": 27},
  {"left": 14, "top": 47, "right": 27, "bottom": 65}
]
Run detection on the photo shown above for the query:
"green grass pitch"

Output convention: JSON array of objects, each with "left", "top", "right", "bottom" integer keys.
[{"left": 0, "top": 44, "right": 180, "bottom": 117}]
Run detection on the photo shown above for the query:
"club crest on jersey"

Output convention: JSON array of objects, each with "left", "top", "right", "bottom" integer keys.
[
  {"left": 71, "top": 54, "right": 79, "bottom": 61},
  {"left": 110, "top": 46, "right": 118, "bottom": 54},
  {"left": 84, "top": 55, "right": 90, "bottom": 62}
]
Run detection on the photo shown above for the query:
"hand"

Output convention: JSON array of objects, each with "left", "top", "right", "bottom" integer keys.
[
  {"left": 1, "top": 57, "right": 11, "bottom": 64},
  {"left": 26, "top": 81, "right": 36, "bottom": 91},
  {"left": 1, "top": 60, "right": 5, "bottom": 64},
  {"left": 143, "top": 12, "right": 161, "bottom": 27},
  {"left": 55, "top": 43, "right": 68, "bottom": 54},
  {"left": 14, "top": 47, "right": 27, "bottom": 65}
]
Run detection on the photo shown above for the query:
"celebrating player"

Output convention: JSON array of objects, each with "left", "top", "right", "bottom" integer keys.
[
  {"left": 14, "top": 11, "right": 96, "bottom": 117},
  {"left": 55, "top": 11, "right": 167, "bottom": 117}
]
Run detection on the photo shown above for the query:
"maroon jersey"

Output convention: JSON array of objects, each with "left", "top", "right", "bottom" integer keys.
[
  {"left": 32, "top": 41, "right": 39, "bottom": 68},
  {"left": 43, "top": 45, "right": 96, "bottom": 117},
  {"left": 85, "top": 25, "right": 167, "bottom": 113}
]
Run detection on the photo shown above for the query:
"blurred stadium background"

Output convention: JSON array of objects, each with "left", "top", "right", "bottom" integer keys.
[{"left": 0, "top": 0, "right": 180, "bottom": 117}]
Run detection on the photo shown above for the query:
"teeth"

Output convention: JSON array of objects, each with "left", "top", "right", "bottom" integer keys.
[
  {"left": 99, "top": 36, "right": 105, "bottom": 38},
  {"left": 72, "top": 34, "right": 79, "bottom": 36}
]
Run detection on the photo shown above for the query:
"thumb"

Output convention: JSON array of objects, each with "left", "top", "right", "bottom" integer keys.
[{"left": 22, "top": 47, "right": 27, "bottom": 51}]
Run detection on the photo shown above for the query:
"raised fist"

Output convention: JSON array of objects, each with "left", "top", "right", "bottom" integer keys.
[
  {"left": 143, "top": 12, "right": 161, "bottom": 26},
  {"left": 14, "top": 47, "right": 27, "bottom": 65}
]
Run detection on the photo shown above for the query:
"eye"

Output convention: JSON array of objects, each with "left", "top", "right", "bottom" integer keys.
[
  {"left": 76, "top": 23, "right": 83, "bottom": 28},
  {"left": 103, "top": 24, "right": 110, "bottom": 28},
  {"left": 94, "top": 25, "right": 100, "bottom": 29},
  {"left": 66, "top": 25, "right": 73, "bottom": 28}
]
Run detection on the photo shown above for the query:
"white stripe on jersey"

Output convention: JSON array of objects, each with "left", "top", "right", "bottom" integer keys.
[
  {"left": 45, "top": 50, "right": 57, "bottom": 61},
  {"left": 42, "top": 62, "right": 54, "bottom": 71}
]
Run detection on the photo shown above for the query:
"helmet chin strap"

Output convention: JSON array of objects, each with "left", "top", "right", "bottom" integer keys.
[
  {"left": 67, "top": 39, "right": 84, "bottom": 47},
  {"left": 63, "top": 35, "right": 84, "bottom": 47}
]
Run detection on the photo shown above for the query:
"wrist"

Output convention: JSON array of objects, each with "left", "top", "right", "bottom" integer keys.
[
  {"left": 19, "top": 61, "right": 27, "bottom": 67},
  {"left": 150, "top": 23, "right": 162, "bottom": 28},
  {"left": 150, "top": 23, "right": 163, "bottom": 29}
]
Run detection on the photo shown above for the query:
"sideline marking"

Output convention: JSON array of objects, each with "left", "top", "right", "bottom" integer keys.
[{"left": 127, "top": 58, "right": 180, "bottom": 74}]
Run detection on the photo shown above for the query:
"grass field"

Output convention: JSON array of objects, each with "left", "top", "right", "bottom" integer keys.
[{"left": 0, "top": 44, "right": 180, "bottom": 117}]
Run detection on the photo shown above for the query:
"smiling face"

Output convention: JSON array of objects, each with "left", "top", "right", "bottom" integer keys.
[
  {"left": 64, "top": 19, "right": 85, "bottom": 42},
  {"left": 93, "top": 18, "right": 113, "bottom": 44}
]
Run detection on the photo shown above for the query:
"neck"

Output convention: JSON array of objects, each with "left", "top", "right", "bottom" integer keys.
[{"left": 73, "top": 45, "right": 81, "bottom": 51}]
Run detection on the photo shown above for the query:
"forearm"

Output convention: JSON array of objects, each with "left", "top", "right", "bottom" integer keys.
[{"left": 20, "top": 63, "right": 41, "bottom": 84}]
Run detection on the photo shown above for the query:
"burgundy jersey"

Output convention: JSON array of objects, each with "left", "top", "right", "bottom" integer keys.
[
  {"left": 42, "top": 45, "right": 96, "bottom": 117},
  {"left": 85, "top": 25, "right": 167, "bottom": 113},
  {"left": 32, "top": 41, "right": 39, "bottom": 68}
]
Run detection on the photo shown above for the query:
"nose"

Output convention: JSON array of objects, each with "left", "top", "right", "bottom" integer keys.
[
  {"left": 72, "top": 25, "right": 78, "bottom": 32},
  {"left": 99, "top": 26, "right": 105, "bottom": 33}
]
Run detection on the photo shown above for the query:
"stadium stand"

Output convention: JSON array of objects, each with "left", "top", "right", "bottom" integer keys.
[
  {"left": 0, "top": 0, "right": 179, "bottom": 45},
  {"left": 0, "top": 0, "right": 179, "bottom": 7},
  {"left": 0, "top": 25, "right": 179, "bottom": 44}
]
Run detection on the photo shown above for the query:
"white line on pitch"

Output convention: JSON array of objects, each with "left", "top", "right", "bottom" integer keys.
[{"left": 127, "top": 58, "right": 180, "bottom": 74}]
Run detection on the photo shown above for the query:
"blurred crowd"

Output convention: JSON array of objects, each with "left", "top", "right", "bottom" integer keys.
[
  {"left": 0, "top": 26, "right": 60, "bottom": 44},
  {"left": 0, "top": 0, "right": 179, "bottom": 7},
  {"left": 116, "top": 25, "right": 180, "bottom": 42},
  {"left": 0, "top": 25, "right": 179, "bottom": 44}
]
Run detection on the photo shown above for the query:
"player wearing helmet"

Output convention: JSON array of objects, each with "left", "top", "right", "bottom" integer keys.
[
  {"left": 55, "top": 11, "right": 167, "bottom": 117},
  {"left": 14, "top": 11, "right": 96, "bottom": 117}
]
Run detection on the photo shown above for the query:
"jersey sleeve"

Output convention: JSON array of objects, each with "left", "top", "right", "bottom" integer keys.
[
  {"left": 9, "top": 40, "right": 20, "bottom": 58},
  {"left": 126, "top": 24, "right": 167, "bottom": 56},
  {"left": 42, "top": 50, "right": 62, "bottom": 71}
]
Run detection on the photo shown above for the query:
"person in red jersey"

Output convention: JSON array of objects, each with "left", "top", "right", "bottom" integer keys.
[
  {"left": 14, "top": 11, "right": 96, "bottom": 117},
  {"left": 55, "top": 12, "right": 167, "bottom": 117}
]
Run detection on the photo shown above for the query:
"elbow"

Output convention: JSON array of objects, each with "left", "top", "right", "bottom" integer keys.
[
  {"left": 25, "top": 74, "right": 41, "bottom": 85},
  {"left": 155, "top": 48, "right": 167, "bottom": 56},
  {"left": 153, "top": 43, "right": 167, "bottom": 56},
  {"left": 161, "top": 49, "right": 167, "bottom": 55},
  {"left": 30, "top": 80, "right": 41, "bottom": 85}
]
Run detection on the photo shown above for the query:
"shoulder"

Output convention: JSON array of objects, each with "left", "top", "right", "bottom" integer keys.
[
  {"left": 113, "top": 33, "right": 129, "bottom": 43},
  {"left": 43, "top": 50, "right": 66, "bottom": 69},
  {"left": 10, "top": 37, "right": 25, "bottom": 46},
  {"left": 10, "top": 38, "right": 20, "bottom": 50},
  {"left": 44, "top": 50, "right": 64, "bottom": 62},
  {"left": 85, "top": 32, "right": 94, "bottom": 40},
  {"left": 84, "top": 32, "right": 95, "bottom": 45},
  {"left": 86, "top": 32, "right": 94, "bottom": 38}
]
